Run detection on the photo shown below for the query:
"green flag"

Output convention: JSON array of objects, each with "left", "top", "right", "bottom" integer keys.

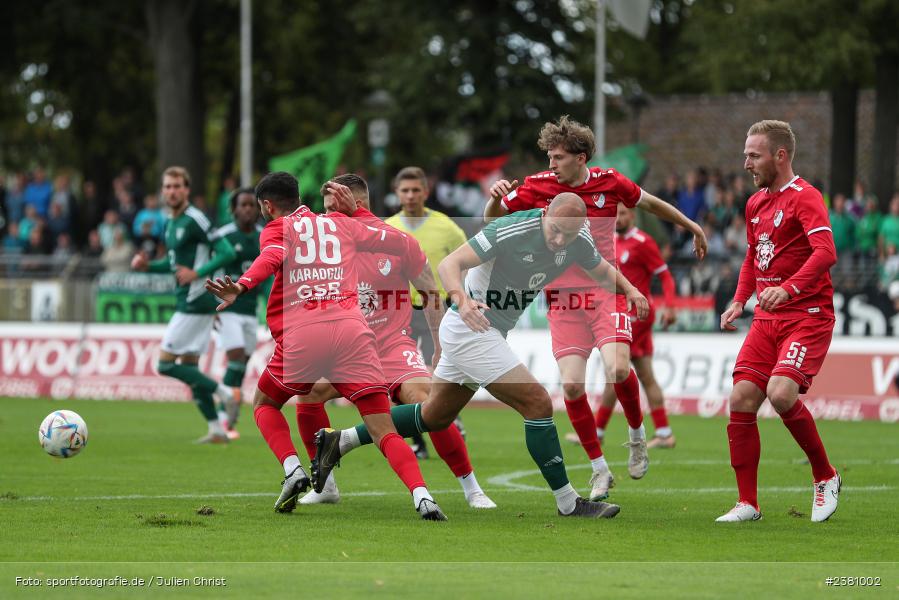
[
  {"left": 588, "top": 143, "right": 648, "bottom": 184},
  {"left": 268, "top": 119, "right": 357, "bottom": 212}
]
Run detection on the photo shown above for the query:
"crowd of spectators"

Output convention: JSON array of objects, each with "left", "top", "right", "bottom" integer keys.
[
  {"left": 1, "top": 165, "right": 898, "bottom": 299},
  {"left": 0, "top": 167, "right": 176, "bottom": 275},
  {"left": 652, "top": 168, "right": 899, "bottom": 298}
]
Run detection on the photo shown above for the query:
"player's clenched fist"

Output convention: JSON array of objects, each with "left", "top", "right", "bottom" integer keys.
[
  {"left": 131, "top": 252, "right": 148, "bottom": 271},
  {"left": 489, "top": 179, "right": 519, "bottom": 200}
]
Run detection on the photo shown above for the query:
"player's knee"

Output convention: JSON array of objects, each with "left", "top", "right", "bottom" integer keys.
[
  {"left": 521, "top": 387, "right": 553, "bottom": 420},
  {"left": 606, "top": 363, "right": 631, "bottom": 384},
  {"left": 561, "top": 381, "right": 585, "bottom": 400},
  {"left": 157, "top": 360, "right": 175, "bottom": 376},
  {"left": 252, "top": 390, "right": 281, "bottom": 410},
  {"left": 729, "top": 388, "right": 758, "bottom": 413},
  {"left": 766, "top": 380, "right": 797, "bottom": 413}
]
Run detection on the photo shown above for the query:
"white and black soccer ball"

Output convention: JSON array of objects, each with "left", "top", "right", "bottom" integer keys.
[{"left": 39, "top": 410, "right": 88, "bottom": 458}]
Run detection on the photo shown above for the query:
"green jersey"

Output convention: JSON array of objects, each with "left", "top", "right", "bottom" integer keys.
[
  {"left": 164, "top": 206, "right": 221, "bottom": 314},
  {"left": 215, "top": 221, "right": 263, "bottom": 316},
  {"left": 464, "top": 209, "right": 604, "bottom": 334}
]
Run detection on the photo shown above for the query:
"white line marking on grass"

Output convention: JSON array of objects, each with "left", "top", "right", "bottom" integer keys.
[
  {"left": 7, "top": 457, "right": 896, "bottom": 502},
  {"left": 9, "top": 485, "right": 896, "bottom": 503}
]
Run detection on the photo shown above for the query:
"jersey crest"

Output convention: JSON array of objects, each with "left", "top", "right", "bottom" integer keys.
[
  {"left": 774, "top": 210, "right": 784, "bottom": 227},
  {"left": 620, "top": 250, "right": 630, "bottom": 264},
  {"left": 554, "top": 250, "right": 567, "bottom": 266},
  {"left": 528, "top": 272, "right": 547, "bottom": 289},
  {"left": 378, "top": 257, "right": 392, "bottom": 276},
  {"left": 756, "top": 233, "right": 775, "bottom": 271},
  {"left": 357, "top": 281, "right": 378, "bottom": 317},
  {"left": 593, "top": 193, "right": 606, "bottom": 208}
]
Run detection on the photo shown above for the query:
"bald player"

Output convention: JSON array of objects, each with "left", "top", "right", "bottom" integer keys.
[{"left": 313, "top": 193, "right": 649, "bottom": 518}]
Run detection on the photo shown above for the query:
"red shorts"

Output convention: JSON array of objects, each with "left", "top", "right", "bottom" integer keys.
[
  {"left": 546, "top": 289, "right": 633, "bottom": 359},
  {"left": 258, "top": 317, "right": 389, "bottom": 414},
  {"left": 378, "top": 334, "right": 430, "bottom": 399},
  {"left": 733, "top": 317, "right": 835, "bottom": 394},
  {"left": 629, "top": 308, "right": 655, "bottom": 359}
]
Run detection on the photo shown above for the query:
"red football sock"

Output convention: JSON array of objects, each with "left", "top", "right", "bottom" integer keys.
[
  {"left": 780, "top": 400, "right": 836, "bottom": 482},
  {"left": 295, "top": 402, "right": 331, "bottom": 462},
  {"left": 428, "top": 424, "right": 472, "bottom": 478},
  {"left": 727, "top": 411, "right": 760, "bottom": 510},
  {"left": 650, "top": 407, "right": 669, "bottom": 430},
  {"left": 379, "top": 432, "right": 426, "bottom": 492},
  {"left": 564, "top": 394, "right": 603, "bottom": 460},
  {"left": 595, "top": 404, "right": 614, "bottom": 430},
  {"left": 614, "top": 369, "right": 643, "bottom": 428},
  {"left": 254, "top": 404, "right": 298, "bottom": 464}
]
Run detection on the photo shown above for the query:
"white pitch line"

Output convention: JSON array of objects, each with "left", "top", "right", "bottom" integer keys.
[
  {"left": 6, "top": 485, "right": 896, "bottom": 503},
  {"left": 488, "top": 459, "right": 899, "bottom": 492}
]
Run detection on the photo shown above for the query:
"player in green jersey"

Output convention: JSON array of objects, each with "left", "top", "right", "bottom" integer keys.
[
  {"left": 211, "top": 187, "right": 269, "bottom": 439},
  {"left": 313, "top": 193, "right": 649, "bottom": 518},
  {"left": 131, "top": 166, "right": 238, "bottom": 443}
]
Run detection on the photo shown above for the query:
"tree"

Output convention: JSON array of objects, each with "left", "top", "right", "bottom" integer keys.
[{"left": 146, "top": 0, "right": 206, "bottom": 197}]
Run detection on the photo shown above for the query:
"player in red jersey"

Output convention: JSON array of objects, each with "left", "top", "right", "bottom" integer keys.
[
  {"left": 582, "top": 205, "right": 679, "bottom": 450},
  {"left": 485, "top": 115, "right": 707, "bottom": 501},
  {"left": 717, "top": 120, "right": 840, "bottom": 523},
  {"left": 293, "top": 174, "right": 495, "bottom": 509},
  {"left": 205, "top": 172, "right": 446, "bottom": 521}
]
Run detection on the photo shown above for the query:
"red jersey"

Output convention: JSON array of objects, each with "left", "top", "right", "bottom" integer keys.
[
  {"left": 501, "top": 167, "right": 642, "bottom": 288},
  {"left": 615, "top": 227, "right": 675, "bottom": 307},
  {"left": 354, "top": 213, "right": 428, "bottom": 339},
  {"left": 737, "top": 176, "right": 836, "bottom": 320},
  {"left": 238, "top": 205, "right": 409, "bottom": 343}
]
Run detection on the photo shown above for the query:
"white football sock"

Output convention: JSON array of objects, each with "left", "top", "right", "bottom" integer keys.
[
  {"left": 207, "top": 419, "right": 226, "bottom": 436},
  {"left": 282, "top": 454, "right": 301, "bottom": 476},
  {"left": 629, "top": 424, "right": 646, "bottom": 442},
  {"left": 590, "top": 455, "right": 609, "bottom": 472},
  {"left": 553, "top": 483, "right": 579, "bottom": 514},
  {"left": 655, "top": 426, "right": 672, "bottom": 438},
  {"left": 458, "top": 472, "right": 483, "bottom": 498},
  {"left": 412, "top": 486, "right": 433, "bottom": 508},
  {"left": 338, "top": 428, "right": 361, "bottom": 456},
  {"left": 216, "top": 383, "right": 231, "bottom": 400},
  {"left": 217, "top": 410, "right": 229, "bottom": 427}
]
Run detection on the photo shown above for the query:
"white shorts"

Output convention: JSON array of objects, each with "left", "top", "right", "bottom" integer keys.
[
  {"left": 214, "top": 312, "right": 258, "bottom": 354},
  {"left": 161, "top": 312, "right": 215, "bottom": 356},
  {"left": 433, "top": 309, "right": 522, "bottom": 390}
]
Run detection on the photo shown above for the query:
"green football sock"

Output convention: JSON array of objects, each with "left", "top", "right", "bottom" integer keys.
[
  {"left": 223, "top": 360, "right": 246, "bottom": 387},
  {"left": 158, "top": 361, "right": 218, "bottom": 421},
  {"left": 524, "top": 417, "right": 570, "bottom": 491},
  {"left": 353, "top": 403, "right": 428, "bottom": 446}
]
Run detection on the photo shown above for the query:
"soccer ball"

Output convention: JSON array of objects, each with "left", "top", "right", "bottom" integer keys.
[{"left": 39, "top": 410, "right": 88, "bottom": 458}]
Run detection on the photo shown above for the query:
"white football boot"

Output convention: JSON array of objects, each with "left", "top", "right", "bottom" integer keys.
[
  {"left": 624, "top": 439, "right": 649, "bottom": 479},
  {"left": 811, "top": 472, "right": 841, "bottom": 522},
  {"left": 715, "top": 502, "right": 762, "bottom": 522},
  {"left": 589, "top": 464, "right": 615, "bottom": 501},
  {"left": 299, "top": 474, "right": 340, "bottom": 505},
  {"left": 465, "top": 490, "right": 497, "bottom": 509}
]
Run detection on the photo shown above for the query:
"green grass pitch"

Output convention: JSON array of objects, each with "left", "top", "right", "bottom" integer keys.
[{"left": 1, "top": 397, "right": 897, "bottom": 598}]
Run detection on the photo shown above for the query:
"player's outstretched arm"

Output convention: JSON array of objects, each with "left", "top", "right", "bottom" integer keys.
[
  {"left": 205, "top": 276, "right": 246, "bottom": 312},
  {"left": 637, "top": 191, "right": 708, "bottom": 260},
  {"left": 410, "top": 261, "right": 446, "bottom": 367},
  {"left": 437, "top": 244, "right": 490, "bottom": 332},
  {"left": 484, "top": 179, "right": 517, "bottom": 223}
]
